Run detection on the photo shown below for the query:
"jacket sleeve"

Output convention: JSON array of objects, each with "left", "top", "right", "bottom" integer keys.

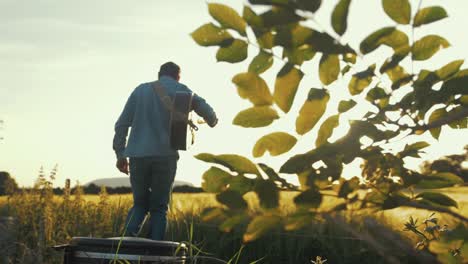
[
  {"left": 112, "top": 90, "right": 137, "bottom": 159},
  {"left": 191, "top": 93, "right": 218, "bottom": 127}
]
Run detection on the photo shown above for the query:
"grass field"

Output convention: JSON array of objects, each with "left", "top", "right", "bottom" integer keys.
[{"left": 0, "top": 187, "right": 466, "bottom": 263}]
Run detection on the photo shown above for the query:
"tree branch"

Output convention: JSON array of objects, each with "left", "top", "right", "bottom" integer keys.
[
  {"left": 402, "top": 200, "right": 468, "bottom": 223},
  {"left": 414, "top": 107, "right": 468, "bottom": 131}
]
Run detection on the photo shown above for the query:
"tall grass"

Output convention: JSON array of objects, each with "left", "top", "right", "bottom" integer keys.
[{"left": 1, "top": 175, "right": 466, "bottom": 263}]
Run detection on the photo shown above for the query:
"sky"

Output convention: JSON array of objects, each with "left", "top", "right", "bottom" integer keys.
[{"left": 0, "top": 0, "right": 467, "bottom": 187}]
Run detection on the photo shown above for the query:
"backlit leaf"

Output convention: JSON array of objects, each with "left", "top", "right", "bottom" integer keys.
[
  {"left": 338, "top": 99, "right": 357, "bottom": 113},
  {"left": 191, "top": 23, "right": 233, "bottom": 46},
  {"left": 273, "top": 63, "right": 304, "bottom": 113},
  {"left": 260, "top": 7, "right": 303, "bottom": 28},
  {"left": 382, "top": 0, "right": 411, "bottom": 25},
  {"left": 435, "top": 60, "right": 464, "bottom": 80},
  {"left": 229, "top": 175, "right": 255, "bottom": 195},
  {"left": 208, "top": 3, "right": 247, "bottom": 36},
  {"left": 319, "top": 54, "right": 340, "bottom": 85},
  {"left": 283, "top": 45, "right": 316, "bottom": 65},
  {"left": 440, "top": 69, "right": 468, "bottom": 96},
  {"left": 243, "top": 6, "right": 264, "bottom": 28},
  {"left": 416, "top": 172, "right": 464, "bottom": 189},
  {"left": 195, "top": 153, "right": 259, "bottom": 175},
  {"left": 416, "top": 192, "right": 458, "bottom": 208},
  {"left": 297, "top": 0, "right": 322, "bottom": 12},
  {"left": 331, "top": 0, "right": 352, "bottom": 36},
  {"left": 202, "top": 167, "right": 233, "bottom": 193},
  {"left": 233, "top": 106, "right": 279, "bottom": 128},
  {"left": 412, "top": 35, "right": 450, "bottom": 61},
  {"left": 360, "top": 27, "right": 409, "bottom": 55},
  {"left": 248, "top": 50, "right": 274, "bottom": 74},
  {"left": 428, "top": 108, "right": 447, "bottom": 139},
  {"left": 316, "top": 115, "right": 340, "bottom": 147},
  {"left": 219, "top": 213, "right": 249, "bottom": 232},
  {"left": 293, "top": 189, "right": 322, "bottom": 208},
  {"left": 243, "top": 215, "right": 282, "bottom": 242},
  {"left": 254, "top": 179, "right": 279, "bottom": 209},
  {"left": 296, "top": 89, "right": 330, "bottom": 135},
  {"left": 253, "top": 132, "right": 297, "bottom": 157},
  {"left": 400, "top": 141, "right": 430, "bottom": 158},
  {"left": 414, "top": 6, "right": 448, "bottom": 27},
  {"left": 232, "top": 72, "right": 273, "bottom": 106},
  {"left": 216, "top": 39, "right": 248, "bottom": 63},
  {"left": 216, "top": 190, "right": 248, "bottom": 210},
  {"left": 349, "top": 64, "right": 375, "bottom": 95}
]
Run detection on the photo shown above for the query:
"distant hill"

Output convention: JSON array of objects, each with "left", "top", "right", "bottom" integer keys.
[{"left": 85, "top": 177, "right": 194, "bottom": 188}]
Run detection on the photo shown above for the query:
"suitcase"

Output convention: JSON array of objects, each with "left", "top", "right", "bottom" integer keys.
[{"left": 55, "top": 237, "right": 187, "bottom": 264}]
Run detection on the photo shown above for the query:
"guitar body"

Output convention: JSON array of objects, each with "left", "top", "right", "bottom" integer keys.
[{"left": 170, "top": 92, "right": 193, "bottom": 150}]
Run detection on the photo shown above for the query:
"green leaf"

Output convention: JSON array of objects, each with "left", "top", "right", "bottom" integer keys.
[
  {"left": 382, "top": 0, "right": 411, "bottom": 24},
  {"left": 338, "top": 99, "right": 357, "bottom": 113},
  {"left": 385, "top": 65, "right": 412, "bottom": 89},
  {"left": 254, "top": 180, "right": 279, "bottom": 209},
  {"left": 435, "top": 60, "right": 464, "bottom": 80},
  {"left": 416, "top": 192, "right": 458, "bottom": 208},
  {"left": 316, "top": 115, "right": 340, "bottom": 147},
  {"left": 296, "top": 89, "right": 330, "bottom": 135},
  {"left": 259, "top": 163, "right": 296, "bottom": 190},
  {"left": 208, "top": 3, "right": 247, "bottom": 36},
  {"left": 400, "top": 141, "right": 430, "bottom": 158},
  {"left": 360, "top": 27, "right": 409, "bottom": 55},
  {"left": 412, "top": 35, "right": 450, "bottom": 61},
  {"left": 273, "top": 63, "right": 304, "bottom": 113},
  {"left": 191, "top": 23, "right": 233, "bottom": 47},
  {"left": 283, "top": 45, "right": 316, "bottom": 65},
  {"left": 416, "top": 172, "right": 464, "bottom": 189},
  {"left": 232, "top": 72, "right": 273, "bottom": 106},
  {"left": 319, "top": 54, "right": 340, "bottom": 85},
  {"left": 201, "top": 207, "right": 227, "bottom": 223},
  {"left": 216, "top": 39, "right": 248, "bottom": 63},
  {"left": 293, "top": 189, "right": 322, "bottom": 209},
  {"left": 440, "top": 69, "right": 468, "bottom": 96},
  {"left": 248, "top": 50, "right": 274, "bottom": 74},
  {"left": 366, "top": 88, "right": 388, "bottom": 104},
  {"left": 331, "top": 0, "right": 352, "bottom": 36},
  {"left": 229, "top": 176, "right": 255, "bottom": 195},
  {"left": 243, "top": 215, "right": 282, "bottom": 242},
  {"left": 253, "top": 132, "right": 297, "bottom": 158},
  {"left": 195, "top": 153, "right": 260, "bottom": 175},
  {"left": 428, "top": 108, "right": 447, "bottom": 139},
  {"left": 260, "top": 7, "right": 303, "bottom": 28},
  {"left": 335, "top": 177, "right": 360, "bottom": 198},
  {"left": 297, "top": 0, "right": 322, "bottom": 12},
  {"left": 414, "top": 6, "right": 448, "bottom": 27},
  {"left": 243, "top": 6, "right": 265, "bottom": 29},
  {"left": 202, "top": 167, "right": 233, "bottom": 193},
  {"left": 219, "top": 213, "right": 249, "bottom": 232},
  {"left": 233, "top": 106, "right": 279, "bottom": 128},
  {"left": 285, "top": 211, "right": 316, "bottom": 231},
  {"left": 349, "top": 64, "right": 375, "bottom": 95},
  {"left": 216, "top": 190, "right": 248, "bottom": 210}
]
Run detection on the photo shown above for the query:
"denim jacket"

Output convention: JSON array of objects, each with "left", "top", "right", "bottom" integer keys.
[{"left": 112, "top": 76, "right": 217, "bottom": 159}]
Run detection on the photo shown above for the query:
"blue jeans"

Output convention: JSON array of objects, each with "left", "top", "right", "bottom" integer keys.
[{"left": 123, "top": 156, "right": 177, "bottom": 240}]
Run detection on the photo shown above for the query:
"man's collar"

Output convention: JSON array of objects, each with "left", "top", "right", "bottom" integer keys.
[{"left": 159, "top": 75, "right": 177, "bottom": 82}]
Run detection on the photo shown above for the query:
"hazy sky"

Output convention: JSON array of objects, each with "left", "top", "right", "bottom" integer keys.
[{"left": 0, "top": 0, "right": 467, "bottom": 187}]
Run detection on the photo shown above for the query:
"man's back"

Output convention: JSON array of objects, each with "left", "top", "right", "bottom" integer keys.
[{"left": 113, "top": 75, "right": 217, "bottom": 159}]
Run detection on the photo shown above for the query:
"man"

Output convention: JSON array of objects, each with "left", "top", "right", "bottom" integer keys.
[{"left": 112, "top": 62, "right": 218, "bottom": 240}]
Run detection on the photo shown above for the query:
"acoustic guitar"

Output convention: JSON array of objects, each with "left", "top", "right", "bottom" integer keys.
[
  {"left": 170, "top": 92, "right": 194, "bottom": 150},
  {"left": 153, "top": 82, "right": 196, "bottom": 151}
]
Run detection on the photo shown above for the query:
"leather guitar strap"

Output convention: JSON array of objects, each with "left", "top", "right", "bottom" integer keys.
[{"left": 153, "top": 81, "right": 187, "bottom": 121}]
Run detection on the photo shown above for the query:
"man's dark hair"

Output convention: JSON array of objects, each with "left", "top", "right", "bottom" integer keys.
[{"left": 158, "top": 62, "right": 180, "bottom": 79}]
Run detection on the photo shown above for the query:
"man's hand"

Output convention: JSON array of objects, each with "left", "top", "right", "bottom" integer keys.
[{"left": 116, "top": 158, "right": 129, "bottom": 175}]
